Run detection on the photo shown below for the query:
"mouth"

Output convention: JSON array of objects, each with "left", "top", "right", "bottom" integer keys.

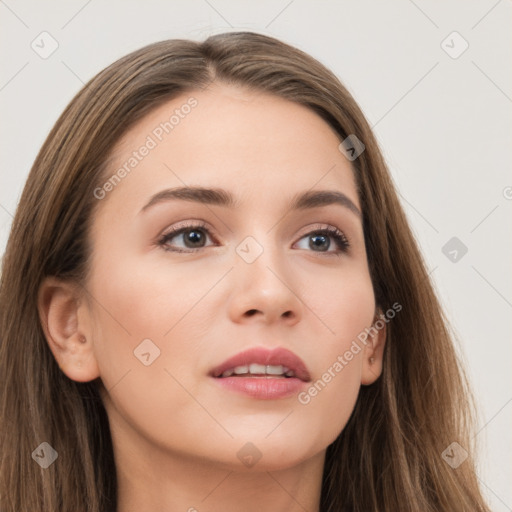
[
  {"left": 209, "top": 346, "right": 311, "bottom": 399},
  {"left": 210, "top": 346, "right": 311, "bottom": 382},
  {"left": 216, "top": 363, "right": 297, "bottom": 379}
]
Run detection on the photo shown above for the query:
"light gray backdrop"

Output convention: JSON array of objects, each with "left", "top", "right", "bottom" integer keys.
[{"left": 0, "top": 1, "right": 510, "bottom": 510}]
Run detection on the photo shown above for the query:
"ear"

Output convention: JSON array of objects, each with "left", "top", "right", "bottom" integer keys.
[
  {"left": 38, "top": 277, "right": 100, "bottom": 382},
  {"left": 361, "top": 309, "right": 387, "bottom": 386}
]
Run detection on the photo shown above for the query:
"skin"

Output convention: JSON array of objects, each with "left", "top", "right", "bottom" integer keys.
[{"left": 39, "top": 82, "right": 386, "bottom": 512}]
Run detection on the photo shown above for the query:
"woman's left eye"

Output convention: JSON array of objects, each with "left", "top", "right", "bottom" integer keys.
[
  {"left": 294, "top": 227, "right": 350, "bottom": 255},
  {"left": 158, "top": 223, "right": 350, "bottom": 255}
]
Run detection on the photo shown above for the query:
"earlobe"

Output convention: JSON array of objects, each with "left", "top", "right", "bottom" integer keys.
[
  {"left": 361, "top": 311, "right": 387, "bottom": 386},
  {"left": 38, "top": 277, "right": 100, "bottom": 382}
]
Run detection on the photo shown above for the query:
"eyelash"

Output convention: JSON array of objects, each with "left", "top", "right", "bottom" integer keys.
[{"left": 157, "top": 221, "right": 351, "bottom": 256}]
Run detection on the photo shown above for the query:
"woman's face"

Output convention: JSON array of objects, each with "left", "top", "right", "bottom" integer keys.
[{"left": 79, "top": 82, "right": 384, "bottom": 471}]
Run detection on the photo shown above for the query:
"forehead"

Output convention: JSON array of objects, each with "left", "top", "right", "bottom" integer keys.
[{"left": 97, "top": 82, "right": 360, "bottom": 216}]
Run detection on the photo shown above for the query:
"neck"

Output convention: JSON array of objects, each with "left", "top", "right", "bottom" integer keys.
[{"left": 113, "top": 425, "right": 325, "bottom": 512}]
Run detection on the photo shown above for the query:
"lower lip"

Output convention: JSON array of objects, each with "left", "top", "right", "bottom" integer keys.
[{"left": 212, "top": 376, "right": 307, "bottom": 399}]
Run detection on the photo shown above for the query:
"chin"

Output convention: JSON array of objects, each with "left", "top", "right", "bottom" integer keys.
[{"left": 203, "top": 434, "right": 325, "bottom": 473}]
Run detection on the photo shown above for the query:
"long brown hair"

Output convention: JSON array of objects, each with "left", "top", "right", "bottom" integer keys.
[{"left": 0, "top": 31, "right": 490, "bottom": 511}]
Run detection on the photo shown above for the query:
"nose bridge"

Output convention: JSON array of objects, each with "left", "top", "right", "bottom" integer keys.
[{"left": 235, "top": 228, "right": 285, "bottom": 284}]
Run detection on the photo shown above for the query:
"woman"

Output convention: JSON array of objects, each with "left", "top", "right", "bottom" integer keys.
[{"left": 0, "top": 31, "right": 491, "bottom": 511}]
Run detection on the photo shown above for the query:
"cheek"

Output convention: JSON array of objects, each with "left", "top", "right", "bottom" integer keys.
[
  {"left": 85, "top": 249, "right": 222, "bottom": 388},
  {"left": 86, "top": 254, "right": 221, "bottom": 449},
  {"left": 300, "top": 257, "right": 376, "bottom": 354},
  {"left": 291, "top": 263, "right": 375, "bottom": 440}
]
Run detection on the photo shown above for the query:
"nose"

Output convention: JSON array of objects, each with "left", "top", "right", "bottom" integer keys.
[{"left": 227, "top": 242, "right": 303, "bottom": 326}]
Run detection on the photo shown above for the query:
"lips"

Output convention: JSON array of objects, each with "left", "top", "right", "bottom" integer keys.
[{"left": 210, "top": 347, "right": 311, "bottom": 383}]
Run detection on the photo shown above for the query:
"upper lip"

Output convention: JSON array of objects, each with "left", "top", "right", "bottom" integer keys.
[{"left": 210, "top": 347, "right": 311, "bottom": 382}]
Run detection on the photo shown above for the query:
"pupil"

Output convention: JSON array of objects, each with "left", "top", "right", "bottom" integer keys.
[
  {"left": 310, "top": 234, "right": 329, "bottom": 251},
  {"left": 185, "top": 230, "right": 204, "bottom": 247}
]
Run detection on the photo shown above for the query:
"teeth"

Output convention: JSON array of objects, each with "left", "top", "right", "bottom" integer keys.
[
  {"left": 220, "top": 364, "right": 295, "bottom": 377},
  {"left": 249, "top": 363, "right": 266, "bottom": 374},
  {"left": 265, "top": 365, "right": 284, "bottom": 375}
]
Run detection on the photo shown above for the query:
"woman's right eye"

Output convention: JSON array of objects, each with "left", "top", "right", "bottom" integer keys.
[{"left": 158, "top": 223, "right": 217, "bottom": 253}]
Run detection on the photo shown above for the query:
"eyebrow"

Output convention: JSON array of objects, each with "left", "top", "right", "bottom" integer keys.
[{"left": 140, "top": 186, "right": 361, "bottom": 218}]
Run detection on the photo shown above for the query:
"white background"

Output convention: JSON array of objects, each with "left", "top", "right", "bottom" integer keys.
[{"left": 0, "top": 1, "right": 510, "bottom": 510}]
